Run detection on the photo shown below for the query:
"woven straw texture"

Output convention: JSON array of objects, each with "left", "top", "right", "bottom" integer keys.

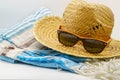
[
  {"left": 34, "top": 0, "right": 120, "bottom": 58},
  {"left": 61, "top": 0, "right": 114, "bottom": 42},
  {"left": 34, "top": 16, "right": 120, "bottom": 58}
]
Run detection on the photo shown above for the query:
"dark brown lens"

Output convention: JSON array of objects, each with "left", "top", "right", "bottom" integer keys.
[
  {"left": 82, "top": 39, "right": 107, "bottom": 53},
  {"left": 58, "top": 30, "right": 79, "bottom": 47}
]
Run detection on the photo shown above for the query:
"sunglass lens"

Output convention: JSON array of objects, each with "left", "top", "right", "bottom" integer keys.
[
  {"left": 82, "top": 39, "right": 107, "bottom": 53},
  {"left": 58, "top": 31, "right": 79, "bottom": 47}
]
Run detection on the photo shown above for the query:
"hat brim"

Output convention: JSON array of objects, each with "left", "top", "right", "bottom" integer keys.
[{"left": 34, "top": 16, "right": 120, "bottom": 58}]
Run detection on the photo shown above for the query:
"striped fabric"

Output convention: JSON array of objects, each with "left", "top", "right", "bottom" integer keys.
[
  {"left": 0, "top": 7, "right": 86, "bottom": 73},
  {"left": 0, "top": 7, "right": 52, "bottom": 59},
  {"left": 0, "top": 7, "right": 52, "bottom": 63},
  {"left": 0, "top": 7, "right": 51, "bottom": 42},
  {"left": 1, "top": 7, "right": 119, "bottom": 80}
]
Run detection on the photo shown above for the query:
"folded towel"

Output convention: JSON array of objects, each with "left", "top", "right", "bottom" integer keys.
[
  {"left": 0, "top": 7, "right": 86, "bottom": 73},
  {"left": 0, "top": 7, "right": 120, "bottom": 80}
]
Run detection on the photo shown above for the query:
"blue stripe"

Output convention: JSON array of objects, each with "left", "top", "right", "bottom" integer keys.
[
  {"left": 6, "top": 12, "right": 51, "bottom": 38},
  {"left": 0, "top": 55, "right": 18, "bottom": 63},
  {"left": 3, "top": 8, "right": 51, "bottom": 36},
  {"left": 0, "top": 8, "right": 51, "bottom": 42}
]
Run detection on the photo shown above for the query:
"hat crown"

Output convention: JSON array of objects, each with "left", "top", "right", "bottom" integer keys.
[{"left": 61, "top": 0, "right": 114, "bottom": 41}]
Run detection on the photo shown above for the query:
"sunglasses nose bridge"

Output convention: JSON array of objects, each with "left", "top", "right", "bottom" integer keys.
[
  {"left": 77, "top": 37, "right": 85, "bottom": 42},
  {"left": 57, "top": 30, "right": 108, "bottom": 53}
]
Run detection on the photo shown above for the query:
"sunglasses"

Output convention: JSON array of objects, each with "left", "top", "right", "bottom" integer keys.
[{"left": 57, "top": 30, "right": 110, "bottom": 53}]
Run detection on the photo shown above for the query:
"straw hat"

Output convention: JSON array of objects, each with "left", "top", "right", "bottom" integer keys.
[{"left": 34, "top": 0, "right": 120, "bottom": 58}]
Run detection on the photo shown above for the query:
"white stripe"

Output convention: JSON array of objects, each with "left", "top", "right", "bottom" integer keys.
[{"left": 2, "top": 8, "right": 51, "bottom": 39}]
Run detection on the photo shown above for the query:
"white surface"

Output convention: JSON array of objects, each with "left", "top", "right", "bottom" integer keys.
[
  {"left": 0, "top": 60, "right": 91, "bottom": 80},
  {"left": 0, "top": 0, "right": 120, "bottom": 79}
]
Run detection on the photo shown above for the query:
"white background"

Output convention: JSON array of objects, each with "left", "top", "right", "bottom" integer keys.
[{"left": 0, "top": 0, "right": 120, "bottom": 79}]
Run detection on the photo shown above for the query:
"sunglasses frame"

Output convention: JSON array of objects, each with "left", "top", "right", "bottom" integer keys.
[{"left": 57, "top": 29, "right": 111, "bottom": 53}]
